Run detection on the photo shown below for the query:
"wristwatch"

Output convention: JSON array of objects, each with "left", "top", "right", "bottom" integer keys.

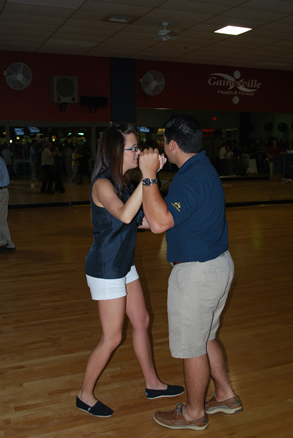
[{"left": 142, "top": 178, "right": 158, "bottom": 186}]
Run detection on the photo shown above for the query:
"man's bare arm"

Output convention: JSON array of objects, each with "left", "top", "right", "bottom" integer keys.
[{"left": 139, "top": 148, "right": 174, "bottom": 233}]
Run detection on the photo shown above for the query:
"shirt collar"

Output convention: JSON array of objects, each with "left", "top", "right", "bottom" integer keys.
[{"left": 177, "top": 150, "right": 206, "bottom": 174}]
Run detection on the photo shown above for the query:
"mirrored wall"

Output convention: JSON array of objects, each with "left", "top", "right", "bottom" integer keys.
[{"left": 1, "top": 109, "right": 293, "bottom": 206}]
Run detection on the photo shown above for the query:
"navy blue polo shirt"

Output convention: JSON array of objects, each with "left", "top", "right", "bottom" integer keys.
[{"left": 165, "top": 151, "right": 228, "bottom": 263}]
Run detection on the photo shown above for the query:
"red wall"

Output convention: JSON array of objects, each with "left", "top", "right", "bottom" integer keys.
[
  {"left": 136, "top": 60, "right": 293, "bottom": 113},
  {"left": 1, "top": 51, "right": 293, "bottom": 123},
  {"left": 1, "top": 51, "right": 111, "bottom": 122}
]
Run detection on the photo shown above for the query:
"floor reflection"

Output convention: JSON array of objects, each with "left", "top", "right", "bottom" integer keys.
[{"left": 8, "top": 173, "right": 293, "bottom": 207}]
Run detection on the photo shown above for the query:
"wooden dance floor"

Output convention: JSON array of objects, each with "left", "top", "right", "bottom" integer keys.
[
  {"left": 1, "top": 199, "right": 293, "bottom": 436},
  {"left": 7, "top": 174, "right": 293, "bottom": 207}
]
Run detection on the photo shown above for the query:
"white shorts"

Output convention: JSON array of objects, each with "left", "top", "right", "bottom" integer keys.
[{"left": 86, "top": 265, "right": 139, "bottom": 300}]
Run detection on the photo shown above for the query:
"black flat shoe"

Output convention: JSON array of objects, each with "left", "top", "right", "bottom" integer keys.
[
  {"left": 76, "top": 396, "right": 113, "bottom": 417},
  {"left": 146, "top": 384, "right": 184, "bottom": 399}
]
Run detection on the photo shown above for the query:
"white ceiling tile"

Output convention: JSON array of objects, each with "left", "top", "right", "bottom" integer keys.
[
  {"left": 68, "top": 10, "right": 107, "bottom": 20},
  {"left": 242, "top": 0, "right": 293, "bottom": 14},
  {"left": 2, "top": 35, "right": 48, "bottom": 43},
  {"left": 95, "top": 0, "right": 163, "bottom": 5},
  {"left": 55, "top": 27, "right": 113, "bottom": 38},
  {"left": 1, "top": 42, "right": 42, "bottom": 50},
  {"left": 85, "top": 46, "right": 119, "bottom": 56},
  {"left": 277, "top": 16, "right": 293, "bottom": 25},
  {"left": 52, "top": 32, "right": 106, "bottom": 43},
  {"left": 159, "top": 0, "right": 231, "bottom": 14},
  {"left": 38, "top": 45, "right": 89, "bottom": 55},
  {"left": 270, "top": 40, "right": 293, "bottom": 49},
  {"left": 0, "top": 29, "right": 53, "bottom": 38},
  {"left": 222, "top": 7, "right": 286, "bottom": 21},
  {"left": 232, "top": 35, "right": 277, "bottom": 45},
  {"left": 0, "top": 20, "right": 60, "bottom": 32},
  {"left": 6, "top": 0, "right": 84, "bottom": 8},
  {"left": 3, "top": 3, "right": 75, "bottom": 17},
  {"left": 80, "top": 0, "right": 152, "bottom": 15},
  {"left": 197, "top": 0, "right": 247, "bottom": 5},
  {"left": 130, "top": 18, "right": 193, "bottom": 33},
  {"left": 0, "top": 12, "right": 67, "bottom": 25},
  {"left": 0, "top": 0, "right": 293, "bottom": 70},
  {"left": 249, "top": 29, "right": 290, "bottom": 40},
  {"left": 46, "top": 39, "right": 97, "bottom": 47},
  {"left": 86, "top": 47, "right": 136, "bottom": 57},
  {"left": 257, "top": 22, "right": 293, "bottom": 35},
  {"left": 203, "top": 16, "right": 267, "bottom": 28},
  {"left": 146, "top": 9, "right": 213, "bottom": 22},
  {"left": 63, "top": 18, "right": 126, "bottom": 31},
  {"left": 245, "top": 46, "right": 293, "bottom": 56}
]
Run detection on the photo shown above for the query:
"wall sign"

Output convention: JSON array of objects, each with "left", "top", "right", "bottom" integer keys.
[{"left": 208, "top": 70, "right": 262, "bottom": 104}]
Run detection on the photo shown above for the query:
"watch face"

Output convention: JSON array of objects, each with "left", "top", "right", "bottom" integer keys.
[{"left": 142, "top": 178, "right": 157, "bottom": 186}]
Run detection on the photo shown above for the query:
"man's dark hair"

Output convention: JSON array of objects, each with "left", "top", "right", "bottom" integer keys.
[{"left": 163, "top": 114, "right": 203, "bottom": 153}]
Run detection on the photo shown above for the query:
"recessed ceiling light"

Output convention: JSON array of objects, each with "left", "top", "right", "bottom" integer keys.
[
  {"left": 214, "top": 25, "right": 252, "bottom": 35},
  {"left": 102, "top": 14, "right": 138, "bottom": 24},
  {"left": 108, "top": 15, "right": 134, "bottom": 23}
]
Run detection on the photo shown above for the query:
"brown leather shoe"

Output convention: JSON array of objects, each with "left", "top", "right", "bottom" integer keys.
[
  {"left": 153, "top": 402, "right": 208, "bottom": 430},
  {"left": 205, "top": 393, "right": 243, "bottom": 415}
]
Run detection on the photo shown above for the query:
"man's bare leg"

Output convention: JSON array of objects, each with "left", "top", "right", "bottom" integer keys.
[
  {"left": 183, "top": 354, "right": 210, "bottom": 420},
  {"left": 207, "top": 339, "right": 235, "bottom": 400}
]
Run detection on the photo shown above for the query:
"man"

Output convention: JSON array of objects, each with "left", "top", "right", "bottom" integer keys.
[
  {"left": 0, "top": 156, "right": 16, "bottom": 252},
  {"left": 29, "top": 140, "right": 41, "bottom": 181},
  {"left": 266, "top": 139, "right": 282, "bottom": 178},
  {"left": 218, "top": 142, "right": 227, "bottom": 175},
  {"left": 40, "top": 142, "right": 55, "bottom": 194},
  {"left": 139, "top": 114, "right": 242, "bottom": 431},
  {"left": 1, "top": 144, "right": 16, "bottom": 179}
]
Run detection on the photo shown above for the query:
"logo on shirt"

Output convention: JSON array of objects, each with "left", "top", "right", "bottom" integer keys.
[{"left": 172, "top": 202, "right": 181, "bottom": 212}]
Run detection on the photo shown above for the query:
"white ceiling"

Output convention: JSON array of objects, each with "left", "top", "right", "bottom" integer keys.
[{"left": 1, "top": 0, "right": 293, "bottom": 71}]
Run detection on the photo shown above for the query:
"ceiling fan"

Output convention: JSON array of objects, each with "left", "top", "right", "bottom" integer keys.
[
  {"left": 155, "top": 22, "right": 179, "bottom": 44},
  {"left": 140, "top": 22, "right": 198, "bottom": 47}
]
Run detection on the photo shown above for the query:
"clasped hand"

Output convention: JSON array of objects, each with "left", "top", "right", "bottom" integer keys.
[{"left": 139, "top": 148, "right": 167, "bottom": 176}]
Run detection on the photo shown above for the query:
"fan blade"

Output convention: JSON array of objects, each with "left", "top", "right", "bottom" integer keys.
[
  {"left": 166, "top": 38, "right": 176, "bottom": 46},
  {"left": 168, "top": 30, "right": 179, "bottom": 37},
  {"left": 19, "top": 63, "right": 24, "bottom": 75},
  {"left": 7, "top": 76, "right": 17, "bottom": 88},
  {"left": 19, "top": 75, "right": 31, "bottom": 87}
]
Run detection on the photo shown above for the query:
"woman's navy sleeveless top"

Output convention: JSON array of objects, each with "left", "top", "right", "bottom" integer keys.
[{"left": 85, "top": 175, "right": 143, "bottom": 279}]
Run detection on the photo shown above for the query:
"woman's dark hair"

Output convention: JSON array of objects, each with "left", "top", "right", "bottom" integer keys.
[{"left": 91, "top": 123, "right": 136, "bottom": 199}]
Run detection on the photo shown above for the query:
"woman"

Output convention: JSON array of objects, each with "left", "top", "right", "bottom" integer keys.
[
  {"left": 70, "top": 146, "right": 82, "bottom": 184},
  {"left": 76, "top": 123, "right": 183, "bottom": 417}
]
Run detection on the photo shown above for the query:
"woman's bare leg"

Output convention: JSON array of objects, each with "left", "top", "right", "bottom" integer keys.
[
  {"left": 78, "top": 296, "right": 126, "bottom": 406},
  {"left": 126, "top": 279, "right": 166, "bottom": 390}
]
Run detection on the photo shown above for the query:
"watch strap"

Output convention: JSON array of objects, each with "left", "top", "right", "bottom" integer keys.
[{"left": 142, "top": 178, "right": 158, "bottom": 186}]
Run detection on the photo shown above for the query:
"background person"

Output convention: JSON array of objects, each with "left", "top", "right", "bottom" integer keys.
[
  {"left": 139, "top": 114, "right": 242, "bottom": 432},
  {"left": 53, "top": 144, "right": 65, "bottom": 193},
  {"left": 0, "top": 156, "right": 16, "bottom": 252},
  {"left": 218, "top": 142, "right": 227, "bottom": 175},
  {"left": 1, "top": 144, "right": 16, "bottom": 180},
  {"left": 63, "top": 143, "right": 73, "bottom": 177},
  {"left": 77, "top": 123, "right": 183, "bottom": 418},
  {"left": 266, "top": 139, "right": 282, "bottom": 177},
  {"left": 40, "top": 142, "right": 55, "bottom": 194},
  {"left": 70, "top": 146, "right": 82, "bottom": 184},
  {"left": 29, "top": 140, "right": 41, "bottom": 181}
]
